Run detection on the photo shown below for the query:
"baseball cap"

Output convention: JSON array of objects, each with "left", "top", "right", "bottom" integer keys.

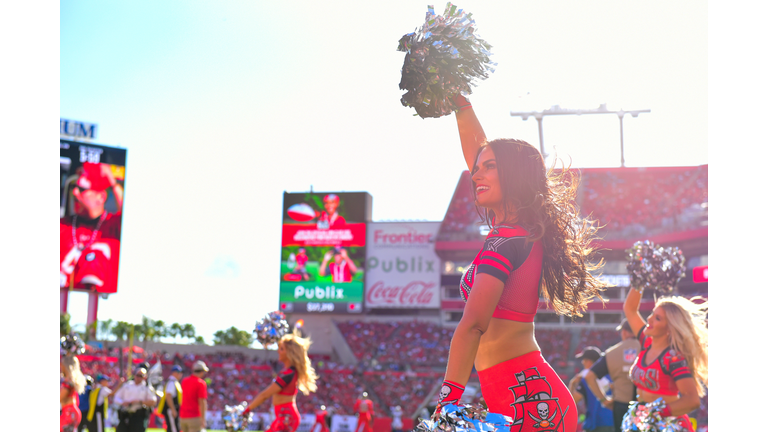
[
  {"left": 171, "top": 365, "right": 183, "bottom": 373},
  {"left": 76, "top": 163, "right": 112, "bottom": 192},
  {"left": 616, "top": 319, "right": 632, "bottom": 333},
  {"left": 192, "top": 360, "right": 209, "bottom": 372},
  {"left": 575, "top": 346, "right": 603, "bottom": 362},
  {"left": 96, "top": 375, "right": 108, "bottom": 382},
  {"left": 324, "top": 194, "right": 339, "bottom": 202}
]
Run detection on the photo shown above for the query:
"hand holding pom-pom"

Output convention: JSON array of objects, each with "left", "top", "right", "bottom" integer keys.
[
  {"left": 253, "top": 311, "right": 290, "bottom": 347},
  {"left": 626, "top": 241, "right": 686, "bottom": 295},
  {"left": 398, "top": 3, "right": 495, "bottom": 118}
]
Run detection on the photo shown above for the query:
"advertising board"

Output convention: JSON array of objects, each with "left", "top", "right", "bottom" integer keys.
[
  {"left": 279, "top": 192, "right": 372, "bottom": 314},
  {"left": 365, "top": 222, "right": 441, "bottom": 309}
]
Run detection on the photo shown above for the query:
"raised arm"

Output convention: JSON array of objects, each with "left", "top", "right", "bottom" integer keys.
[
  {"left": 245, "top": 382, "right": 282, "bottom": 412},
  {"left": 623, "top": 287, "right": 647, "bottom": 337},
  {"left": 454, "top": 95, "right": 487, "bottom": 171}
]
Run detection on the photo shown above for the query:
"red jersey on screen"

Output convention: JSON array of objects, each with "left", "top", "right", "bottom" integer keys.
[
  {"left": 296, "top": 253, "right": 309, "bottom": 267},
  {"left": 60, "top": 213, "right": 122, "bottom": 294},
  {"left": 179, "top": 375, "right": 208, "bottom": 418},
  {"left": 317, "top": 212, "right": 346, "bottom": 229},
  {"left": 329, "top": 261, "right": 353, "bottom": 283}
]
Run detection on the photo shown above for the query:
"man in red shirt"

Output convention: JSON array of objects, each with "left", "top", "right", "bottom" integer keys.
[
  {"left": 179, "top": 361, "right": 209, "bottom": 432},
  {"left": 319, "top": 247, "right": 358, "bottom": 283}
]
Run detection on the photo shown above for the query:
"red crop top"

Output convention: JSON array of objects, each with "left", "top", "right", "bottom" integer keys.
[
  {"left": 459, "top": 225, "right": 543, "bottom": 322},
  {"left": 629, "top": 326, "right": 693, "bottom": 396},
  {"left": 274, "top": 366, "right": 299, "bottom": 396}
]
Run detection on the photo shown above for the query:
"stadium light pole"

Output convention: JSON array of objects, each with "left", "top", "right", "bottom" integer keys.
[{"left": 510, "top": 104, "right": 650, "bottom": 167}]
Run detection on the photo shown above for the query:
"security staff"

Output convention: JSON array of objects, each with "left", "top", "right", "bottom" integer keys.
[
  {"left": 87, "top": 375, "right": 112, "bottom": 432},
  {"left": 157, "top": 365, "right": 183, "bottom": 432},
  {"left": 113, "top": 367, "right": 157, "bottom": 432},
  {"left": 585, "top": 319, "right": 642, "bottom": 432},
  {"left": 78, "top": 375, "right": 94, "bottom": 431}
]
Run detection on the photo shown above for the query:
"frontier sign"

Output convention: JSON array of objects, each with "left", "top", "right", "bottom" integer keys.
[{"left": 365, "top": 222, "right": 441, "bottom": 309}]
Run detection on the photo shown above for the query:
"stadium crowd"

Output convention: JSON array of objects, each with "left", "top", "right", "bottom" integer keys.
[{"left": 75, "top": 319, "right": 707, "bottom": 430}]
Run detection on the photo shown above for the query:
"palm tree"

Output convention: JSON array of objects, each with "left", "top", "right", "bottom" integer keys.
[
  {"left": 60, "top": 312, "right": 72, "bottom": 336},
  {"left": 110, "top": 321, "right": 131, "bottom": 342},
  {"left": 153, "top": 320, "right": 168, "bottom": 342},
  {"left": 169, "top": 323, "right": 182, "bottom": 342},
  {"left": 99, "top": 318, "right": 114, "bottom": 341},
  {"left": 181, "top": 323, "right": 196, "bottom": 341}
]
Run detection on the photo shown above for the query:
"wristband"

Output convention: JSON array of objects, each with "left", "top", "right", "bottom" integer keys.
[
  {"left": 437, "top": 380, "right": 465, "bottom": 407},
  {"left": 242, "top": 407, "right": 251, "bottom": 416},
  {"left": 452, "top": 94, "right": 472, "bottom": 111},
  {"left": 659, "top": 406, "right": 672, "bottom": 417}
]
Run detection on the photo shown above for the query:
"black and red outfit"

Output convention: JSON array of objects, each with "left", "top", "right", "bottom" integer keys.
[
  {"left": 623, "top": 326, "right": 695, "bottom": 432},
  {"left": 459, "top": 224, "right": 577, "bottom": 432},
  {"left": 268, "top": 367, "right": 302, "bottom": 432}
]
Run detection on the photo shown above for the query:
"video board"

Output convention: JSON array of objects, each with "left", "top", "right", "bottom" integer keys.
[
  {"left": 279, "top": 192, "right": 372, "bottom": 313},
  {"left": 60, "top": 140, "right": 127, "bottom": 294}
]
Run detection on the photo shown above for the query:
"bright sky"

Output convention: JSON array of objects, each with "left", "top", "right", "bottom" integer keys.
[{"left": 55, "top": 0, "right": 715, "bottom": 344}]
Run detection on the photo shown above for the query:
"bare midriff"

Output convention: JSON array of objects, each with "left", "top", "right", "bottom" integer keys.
[
  {"left": 637, "top": 388, "right": 680, "bottom": 406},
  {"left": 272, "top": 394, "right": 295, "bottom": 406},
  {"left": 475, "top": 318, "right": 540, "bottom": 371}
]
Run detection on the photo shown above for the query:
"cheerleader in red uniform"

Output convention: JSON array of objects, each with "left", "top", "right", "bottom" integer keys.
[
  {"left": 620, "top": 289, "right": 708, "bottom": 431},
  {"left": 60, "top": 378, "right": 82, "bottom": 432},
  {"left": 354, "top": 393, "right": 374, "bottom": 432},
  {"left": 434, "top": 96, "right": 609, "bottom": 432},
  {"left": 242, "top": 332, "right": 318, "bottom": 432}
]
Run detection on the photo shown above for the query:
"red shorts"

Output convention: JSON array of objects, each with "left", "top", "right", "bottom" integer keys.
[
  {"left": 478, "top": 351, "right": 578, "bottom": 432},
  {"left": 60, "top": 404, "right": 82, "bottom": 432},
  {"left": 355, "top": 412, "right": 373, "bottom": 432},
  {"left": 267, "top": 402, "right": 301, "bottom": 432}
]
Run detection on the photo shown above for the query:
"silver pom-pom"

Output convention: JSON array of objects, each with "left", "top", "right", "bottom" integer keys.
[
  {"left": 224, "top": 402, "right": 254, "bottom": 432},
  {"left": 622, "top": 398, "right": 686, "bottom": 432},
  {"left": 626, "top": 241, "right": 686, "bottom": 295},
  {"left": 60, "top": 332, "right": 85, "bottom": 356},
  {"left": 397, "top": 3, "right": 495, "bottom": 118},
  {"left": 415, "top": 404, "right": 513, "bottom": 432},
  {"left": 253, "top": 311, "right": 290, "bottom": 347}
]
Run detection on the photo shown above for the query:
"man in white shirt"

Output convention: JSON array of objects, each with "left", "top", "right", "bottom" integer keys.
[{"left": 113, "top": 368, "right": 157, "bottom": 432}]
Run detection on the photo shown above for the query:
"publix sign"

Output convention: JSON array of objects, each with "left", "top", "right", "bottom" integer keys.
[{"left": 364, "top": 222, "right": 441, "bottom": 309}]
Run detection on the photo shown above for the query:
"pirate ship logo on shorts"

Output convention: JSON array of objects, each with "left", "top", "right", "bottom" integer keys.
[{"left": 507, "top": 368, "right": 568, "bottom": 432}]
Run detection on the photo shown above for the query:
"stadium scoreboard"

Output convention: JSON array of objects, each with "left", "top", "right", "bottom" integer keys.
[{"left": 279, "top": 191, "right": 372, "bottom": 314}]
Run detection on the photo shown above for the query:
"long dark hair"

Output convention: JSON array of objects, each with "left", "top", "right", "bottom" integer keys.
[{"left": 472, "top": 139, "right": 607, "bottom": 317}]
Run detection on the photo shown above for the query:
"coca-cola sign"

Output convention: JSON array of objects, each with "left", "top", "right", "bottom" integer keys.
[
  {"left": 366, "top": 281, "right": 436, "bottom": 306},
  {"left": 365, "top": 222, "right": 441, "bottom": 309}
]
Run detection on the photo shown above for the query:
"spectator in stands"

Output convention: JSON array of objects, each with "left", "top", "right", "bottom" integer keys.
[
  {"left": 584, "top": 319, "right": 641, "bottom": 432},
  {"left": 569, "top": 347, "right": 613, "bottom": 432},
  {"left": 432, "top": 95, "right": 609, "bottom": 432},
  {"left": 180, "top": 361, "right": 209, "bottom": 432},
  {"left": 621, "top": 289, "right": 708, "bottom": 432}
]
